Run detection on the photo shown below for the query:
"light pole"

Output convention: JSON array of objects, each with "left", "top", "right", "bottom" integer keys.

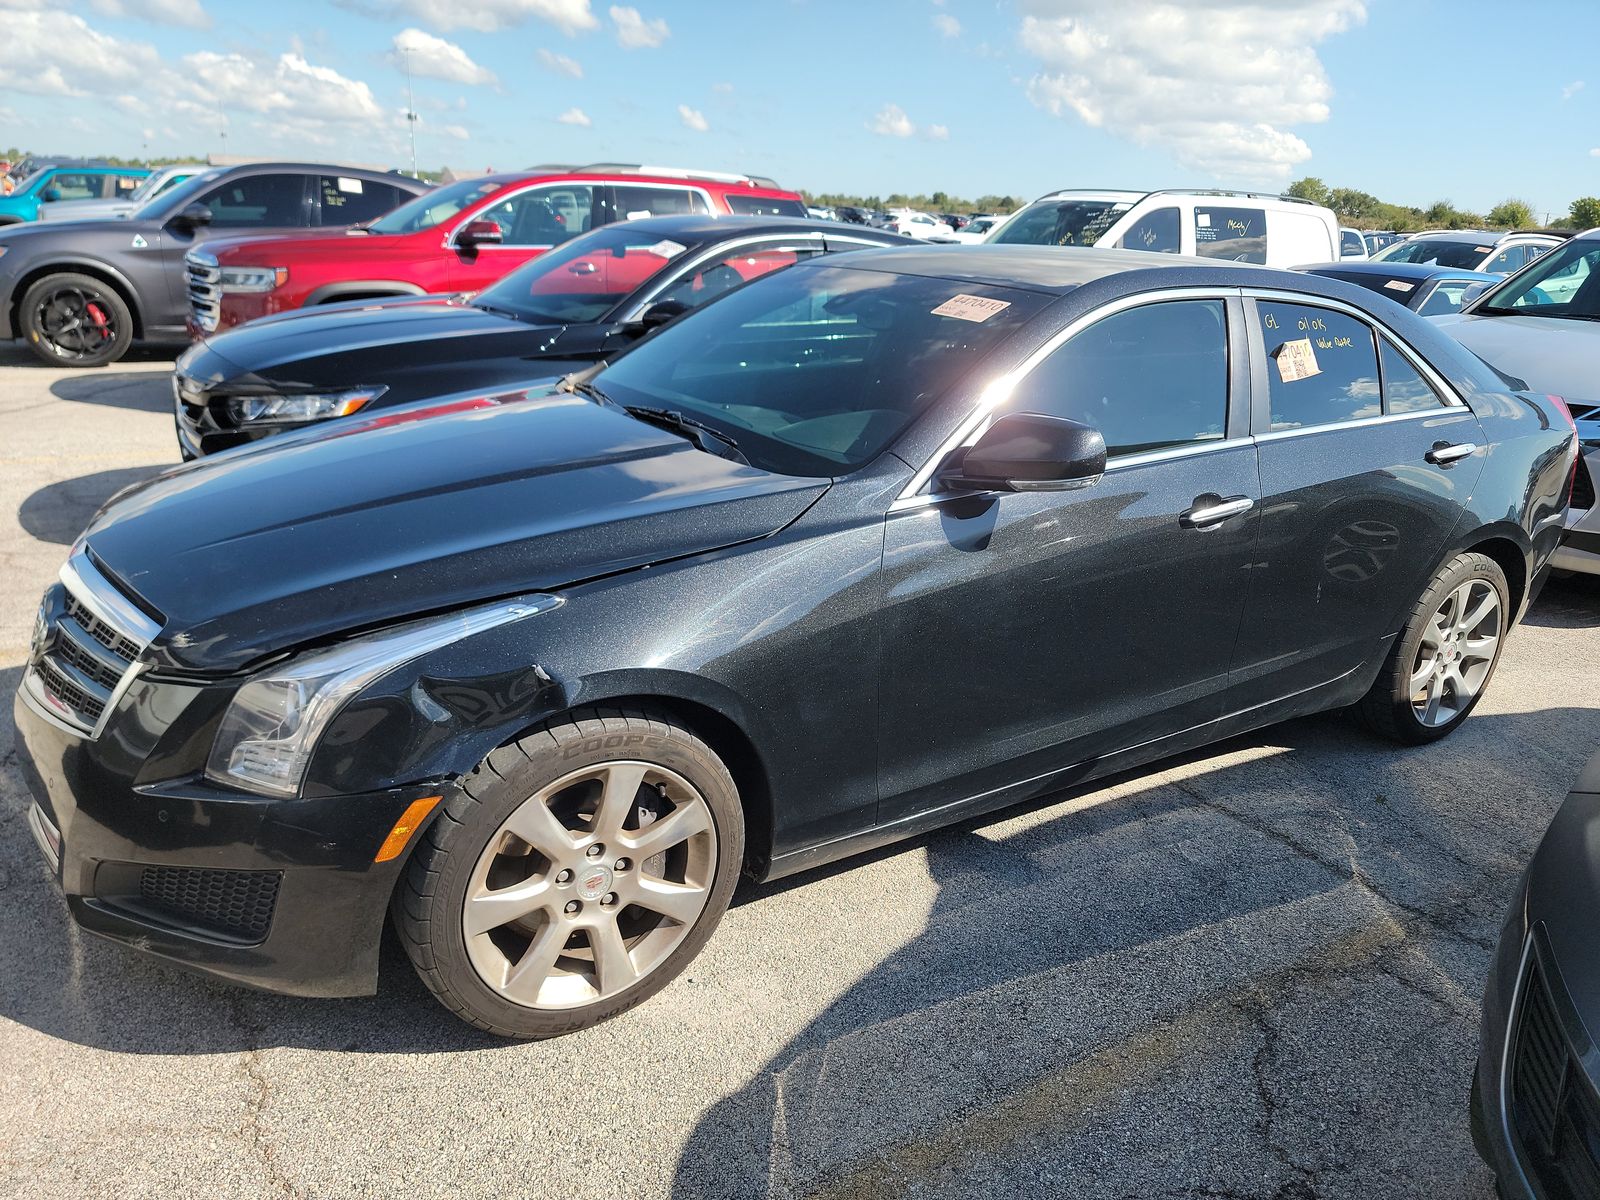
[{"left": 403, "top": 47, "right": 418, "bottom": 178}]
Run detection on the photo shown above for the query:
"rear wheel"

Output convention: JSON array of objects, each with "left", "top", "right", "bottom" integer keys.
[
  {"left": 19, "top": 272, "right": 133, "bottom": 367},
  {"left": 395, "top": 709, "right": 744, "bottom": 1038},
  {"left": 1357, "top": 551, "right": 1508, "bottom": 743}
]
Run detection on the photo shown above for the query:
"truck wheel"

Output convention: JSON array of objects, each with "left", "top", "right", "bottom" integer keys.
[
  {"left": 1357, "top": 551, "right": 1508, "bottom": 743},
  {"left": 395, "top": 708, "right": 745, "bottom": 1038},
  {"left": 20, "top": 272, "right": 134, "bottom": 367}
]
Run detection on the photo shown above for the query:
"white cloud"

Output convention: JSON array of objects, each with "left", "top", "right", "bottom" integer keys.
[
  {"left": 933, "top": 13, "right": 961, "bottom": 37},
  {"left": 611, "top": 5, "right": 669, "bottom": 48},
  {"left": 1589, "top": 148, "right": 1600, "bottom": 158},
  {"left": 869, "top": 102, "right": 916, "bottom": 138},
  {"left": 1564, "top": 80, "right": 1585, "bottom": 100},
  {"left": 0, "top": 12, "right": 162, "bottom": 97},
  {"left": 927, "top": 123, "right": 949, "bottom": 140},
  {"left": 441, "top": 123, "right": 470, "bottom": 140},
  {"left": 1017, "top": 0, "right": 1365, "bottom": 181},
  {"left": 678, "top": 104, "right": 708, "bottom": 132},
  {"left": 375, "top": 0, "right": 596, "bottom": 34},
  {"left": 557, "top": 106, "right": 592, "bottom": 126},
  {"left": 538, "top": 48, "right": 583, "bottom": 77},
  {"left": 184, "top": 51, "right": 385, "bottom": 123},
  {"left": 392, "top": 28, "right": 497, "bottom": 85},
  {"left": 89, "top": 0, "right": 211, "bottom": 27}
]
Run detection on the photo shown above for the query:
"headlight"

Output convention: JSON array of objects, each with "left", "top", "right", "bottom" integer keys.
[
  {"left": 205, "top": 595, "right": 564, "bottom": 797},
  {"left": 225, "top": 386, "right": 387, "bottom": 426},
  {"left": 219, "top": 266, "right": 288, "bottom": 293}
]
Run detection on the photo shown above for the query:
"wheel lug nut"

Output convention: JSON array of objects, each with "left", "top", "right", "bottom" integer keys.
[
  {"left": 586, "top": 844, "right": 604, "bottom": 858},
  {"left": 601, "top": 892, "right": 617, "bottom": 907},
  {"left": 555, "top": 869, "right": 573, "bottom": 884},
  {"left": 614, "top": 858, "right": 630, "bottom": 872},
  {"left": 564, "top": 900, "right": 581, "bottom": 915}
]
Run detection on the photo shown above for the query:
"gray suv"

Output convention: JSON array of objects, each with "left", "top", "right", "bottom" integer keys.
[{"left": 0, "top": 162, "right": 426, "bottom": 367}]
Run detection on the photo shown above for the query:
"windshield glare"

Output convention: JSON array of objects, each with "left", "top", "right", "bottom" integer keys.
[
  {"left": 989, "top": 198, "right": 1131, "bottom": 247},
  {"left": 476, "top": 227, "right": 699, "bottom": 323},
  {"left": 1478, "top": 239, "right": 1600, "bottom": 319},
  {"left": 593, "top": 262, "right": 1046, "bottom": 477},
  {"left": 1372, "top": 238, "right": 1491, "bottom": 270},
  {"left": 368, "top": 178, "right": 500, "bottom": 234}
]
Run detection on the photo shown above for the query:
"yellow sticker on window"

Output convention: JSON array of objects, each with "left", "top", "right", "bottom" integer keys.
[
  {"left": 931, "top": 294, "right": 1012, "bottom": 322},
  {"left": 1275, "top": 338, "right": 1321, "bottom": 382}
]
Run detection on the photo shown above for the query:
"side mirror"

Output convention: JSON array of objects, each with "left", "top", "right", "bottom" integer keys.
[
  {"left": 41, "top": 187, "right": 60, "bottom": 203},
  {"left": 171, "top": 202, "right": 213, "bottom": 231},
  {"left": 940, "top": 412, "right": 1107, "bottom": 492},
  {"left": 632, "top": 298, "right": 690, "bottom": 333},
  {"left": 1458, "top": 281, "right": 1492, "bottom": 309},
  {"left": 456, "top": 219, "right": 503, "bottom": 249}
]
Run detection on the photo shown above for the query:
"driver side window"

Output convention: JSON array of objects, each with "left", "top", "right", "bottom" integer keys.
[
  {"left": 1006, "top": 300, "right": 1230, "bottom": 457},
  {"left": 199, "top": 174, "right": 312, "bottom": 228},
  {"left": 651, "top": 244, "right": 824, "bottom": 312}
]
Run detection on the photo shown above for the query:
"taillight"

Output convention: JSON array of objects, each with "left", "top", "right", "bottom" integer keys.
[{"left": 1549, "top": 394, "right": 1581, "bottom": 506}]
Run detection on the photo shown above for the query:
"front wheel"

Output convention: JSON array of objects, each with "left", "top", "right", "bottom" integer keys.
[
  {"left": 19, "top": 272, "right": 134, "bottom": 367},
  {"left": 1357, "top": 550, "right": 1509, "bottom": 743},
  {"left": 395, "top": 709, "right": 745, "bottom": 1038}
]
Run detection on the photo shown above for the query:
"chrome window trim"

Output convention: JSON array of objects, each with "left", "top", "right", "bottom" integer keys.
[
  {"left": 896, "top": 286, "right": 1238, "bottom": 503},
  {"left": 615, "top": 232, "right": 828, "bottom": 323},
  {"left": 1253, "top": 406, "right": 1470, "bottom": 444}
]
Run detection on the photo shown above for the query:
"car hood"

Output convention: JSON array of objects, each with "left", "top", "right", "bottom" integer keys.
[
  {"left": 1435, "top": 312, "right": 1600, "bottom": 404},
  {"left": 205, "top": 226, "right": 404, "bottom": 263},
  {"left": 193, "top": 298, "right": 550, "bottom": 377},
  {"left": 84, "top": 387, "right": 829, "bottom": 673}
]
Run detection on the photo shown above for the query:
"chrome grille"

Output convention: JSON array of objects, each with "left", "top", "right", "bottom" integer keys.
[
  {"left": 185, "top": 250, "right": 221, "bottom": 333},
  {"left": 22, "top": 551, "right": 159, "bottom": 739}
]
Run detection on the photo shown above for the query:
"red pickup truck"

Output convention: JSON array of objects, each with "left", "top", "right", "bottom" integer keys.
[{"left": 186, "top": 165, "right": 808, "bottom": 334}]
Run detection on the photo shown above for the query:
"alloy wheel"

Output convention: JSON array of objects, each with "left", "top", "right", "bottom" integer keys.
[
  {"left": 462, "top": 760, "right": 718, "bottom": 1010},
  {"left": 1409, "top": 578, "right": 1502, "bottom": 728},
  {"left": 34, "top": 285, "right": 118, "bottom": 360}
]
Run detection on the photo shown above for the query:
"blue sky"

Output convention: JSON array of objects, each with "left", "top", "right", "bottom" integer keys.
[{"left": 2, "top": 0, "right": 1597, "bottom": 219}]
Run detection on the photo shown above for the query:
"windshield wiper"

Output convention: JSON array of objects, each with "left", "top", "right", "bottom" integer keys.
[{"left": 622, "top": 405, "right": 747, "bottom": 463}]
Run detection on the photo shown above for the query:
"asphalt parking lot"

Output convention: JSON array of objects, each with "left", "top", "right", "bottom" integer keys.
[{"left": 1, "top": 343, "right": 1598, "bottom": 1199}]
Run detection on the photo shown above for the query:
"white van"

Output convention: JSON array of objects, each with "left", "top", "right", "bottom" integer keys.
[{"left": 986, "top": 189, "right": 1339, "bottom": 266}]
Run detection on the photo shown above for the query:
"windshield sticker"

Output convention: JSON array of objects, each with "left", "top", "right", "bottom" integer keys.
[
  {"left": 1274, "top": 338, "right": 1321, "bottom": 383},
  {"left": 1475, "top": 246, "right": 1493, "bottom": 254},
  {"left": 646, "top": 239, "right": 687, "bottom": 258},
  {"left": 932, "top": 294, "right": 1012, "bottom": 323},
  {"left": 337, "top": 177, "right": 364, "bottom": 194},
  {"left": 1384, "top": 280, "right": 1415, "bottom": 292}
]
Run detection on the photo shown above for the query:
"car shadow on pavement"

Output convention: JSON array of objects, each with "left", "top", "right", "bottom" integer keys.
[
  {"left": 0, "top": 343, "right": 182, "bottom": 371},
  {"left": 49, "top": 370, "right": 178, "bottom": 414},
  {"left": 1523, "top": 572, "right": 1600, "bottom": 628},
  {"left": 17, "top": 466, "right": 170, "bottom": 544}
]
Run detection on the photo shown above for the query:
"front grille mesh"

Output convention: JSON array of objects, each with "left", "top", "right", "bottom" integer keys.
[
  {"left": 64, "top": 595, "right": 140, "bottom": 663},
  {"left": 185, "top": 254, "right": 221, "bottom": 333},
  {"left": 36, "top": 656, "right": 105, "bottom": 723},
  {"left": 1510, "top": 962, "right": 1600, "bottom": 1199},
  {"left": 138, "top": 867, "right": 281, "bottom": 943}
]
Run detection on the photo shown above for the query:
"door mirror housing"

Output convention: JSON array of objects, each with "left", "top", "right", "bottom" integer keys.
[
  {"left": 632, "top": 298, "right": 690, "bottom": 334},
  {"left": 1458, "top": 281, "right": 1492, "bottom": 310},
  {"left": 171, "top": 202, "right": 213, "bottom": 232},
  {"left": 940, "top": 412, "right": 1107, "bottom": 492},
  {"left": 456, "top": 219, "right": 504, "bottom": 249},
  {"left": 41, "top": 187, "right": 61, "bottom": 203}
]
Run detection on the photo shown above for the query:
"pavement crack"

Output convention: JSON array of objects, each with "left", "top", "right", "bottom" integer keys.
[
  {"left": 226, "top": 992, "right": 302, "bottom": 1199},
  {"left": 1235, "top": 992, "right": 1324, "bottom": 1199}
]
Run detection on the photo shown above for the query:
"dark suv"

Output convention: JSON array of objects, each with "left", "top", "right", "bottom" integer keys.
[{"left": 0, "top": 162, "right": 426, "bottom": 367}]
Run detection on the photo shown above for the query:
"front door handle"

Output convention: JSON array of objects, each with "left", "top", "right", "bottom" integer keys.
[
  {"left": 1426, "top": 441, "right": 1477, "bottom": 465},
  {"left": 1181, "top": 495, "right": 1254, "bottom": 528},
  {"left": 568, "top": 261, "right": 598, "bottom": 275}
]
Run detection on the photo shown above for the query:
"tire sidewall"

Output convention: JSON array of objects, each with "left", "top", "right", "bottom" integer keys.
[
  {"left": 423, "top": 723, "right": 744, "bottom": 1037},
  {"left": 1392, "top": 552, "right": 1509, "bottom": 740},
  {"left": 21, "top": 273, "right": 133, "bottom": 368}
]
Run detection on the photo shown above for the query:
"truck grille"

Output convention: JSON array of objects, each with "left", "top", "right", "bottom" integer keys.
[
  {"left": 1510, "top": 960, "right": 1600, "bottom": 1199},
  {"left": 22, "top": 552, "right": 159, "bottom": 739},
  {"left": 185, "top": 250, "right": 221, "bottom": 333}
]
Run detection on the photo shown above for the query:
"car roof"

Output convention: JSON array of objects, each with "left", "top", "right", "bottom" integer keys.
[
  {"left": 815, "top": 244, "right": 1252, "bottom": 292},
  {"left": 600, "top": 214, "right": 910, "bottom": 240},
  {"left": 1302, "top": 261, "right": 1500, "bottom": 282}
]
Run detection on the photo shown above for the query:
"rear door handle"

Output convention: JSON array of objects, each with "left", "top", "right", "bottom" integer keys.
[
  {"left": 1181, "top": 495, "right": 1254, "bottom": 528},
  {"left": 1426, "top": 441, "right": 1477, "bottom": 465}
]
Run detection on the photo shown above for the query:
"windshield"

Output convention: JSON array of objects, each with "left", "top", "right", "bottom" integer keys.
[
  {"left": 368, "top": 177, "right": 500, "bottom": 234},
  {"left": 989, "top": 197, "right": 1132, "bottom": 247},
  {"left": 1372, "top": 238, "right": 1491, "bottom": 269},
  {"left": 1476, "top": 239, "right": 1600, "bottom": 320},
  {"left": 134, "top": 168, "right": 224, "bottom": 220},
  {"left": 476, "top": 226, "right": 701, "bottom": 323},
  {"left": 11, "top": 167, "right": 50, "bottom": 195},
  {"left": 593, "top": 262, "right": 1048, "bottom": 476}
]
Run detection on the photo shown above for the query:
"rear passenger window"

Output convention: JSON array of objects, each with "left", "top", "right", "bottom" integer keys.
[
  {"left": 1008, "top": 300, "right": 1229, "bottom": 457},
  {"left": 317, "top": 176, "right": 412, "bottom": 225},
  {"left": 1195, "top": 207, "right": 1267, "bottom": 264},
  {"left": 1379, "top": 341, "right": 1448, "bottom": 413},
  {"left": 1257, "top": 302, "right": 1379, "bottom": 430},
  {"left": 1116, "top": 207, "right": 1180, "bottom": 254},
  {"left": 724, "top": 195, "right": 808, "bottom": 217},
  {"left": 613, "top": 186, "right": 707, "bottom": 219}
]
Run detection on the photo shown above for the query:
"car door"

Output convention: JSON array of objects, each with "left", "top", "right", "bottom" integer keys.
[
  {"left": 877, "top": 293, "right": 1261, "bottom": 823},
  {"left": 1227, "top": 291, "right": 1483, "bottom": 710},
  {"left": 448, "top": 182, "right": 599, "bottom": 292}
]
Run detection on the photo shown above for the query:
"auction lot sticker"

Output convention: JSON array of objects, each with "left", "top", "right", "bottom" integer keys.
[
  {"left": 932, "top": 294, "right": 1012, "bottom": 322},
  {"left": 1275, "top": 338, "right": 1321, "bottom": 382}
]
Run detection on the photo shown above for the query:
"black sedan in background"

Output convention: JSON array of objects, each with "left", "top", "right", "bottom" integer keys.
[
  {"left": 173, "top": 215, "right": 908, "bottom": 456},
  {"left": 1299, "top": 260, "right": 1502, "bottom": 317},
  {"left": 1475, "top": 749, "right": 1600, "bottom": 1196},
  {"left": 15, "top": 247, "right": 1575, "bottom": 1038}
]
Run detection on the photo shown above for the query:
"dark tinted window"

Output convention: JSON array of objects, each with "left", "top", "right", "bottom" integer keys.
[
  {"left": 1257, "top": 301, "right": 1380, "bottom": 430},
  {"left": 199, "top": 174, "right": 310, "bottom": 228},
  {"left": 1380, "top": 341, "right": 1446, "bottom": 413},
  {"left": 1374, "top": 238, "right": 1492, "bottom": 269},
  {"left": 1341, "top": 229, "right": 1366, "bottom": 256},
  {"left": 1116, "top": 207, "right": 1180, "bottom": 254},
  {"left": 725, "top": 195, "right": 808, "bottom": 217},
  {"left": 1195, "top": 207, "right": 1267, "bottom": 263},
  {"left": 1008, "top": 300, "right": 1228, "bottom": 456},
  {"left": 317, "top": 176, "right": 412, "bottom": 225}
]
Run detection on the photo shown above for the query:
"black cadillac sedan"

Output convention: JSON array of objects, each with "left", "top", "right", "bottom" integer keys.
[
  {"left": 172, "top": 214, "right": 907, "bottom": 457},
  {"left": 1474, "top": 749, "right": 1600, "bottom": 1196},
  {"left": 16, "top": 247, "right": 1576, "bottom": 1037}
]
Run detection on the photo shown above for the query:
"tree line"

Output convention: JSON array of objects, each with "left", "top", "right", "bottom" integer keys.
[
  {"left": 1286, "top": 177, "right": 1600, "bottom": 232},
  {"left": 800, "top": 189, "right": 1023, "bottom": 214}
]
